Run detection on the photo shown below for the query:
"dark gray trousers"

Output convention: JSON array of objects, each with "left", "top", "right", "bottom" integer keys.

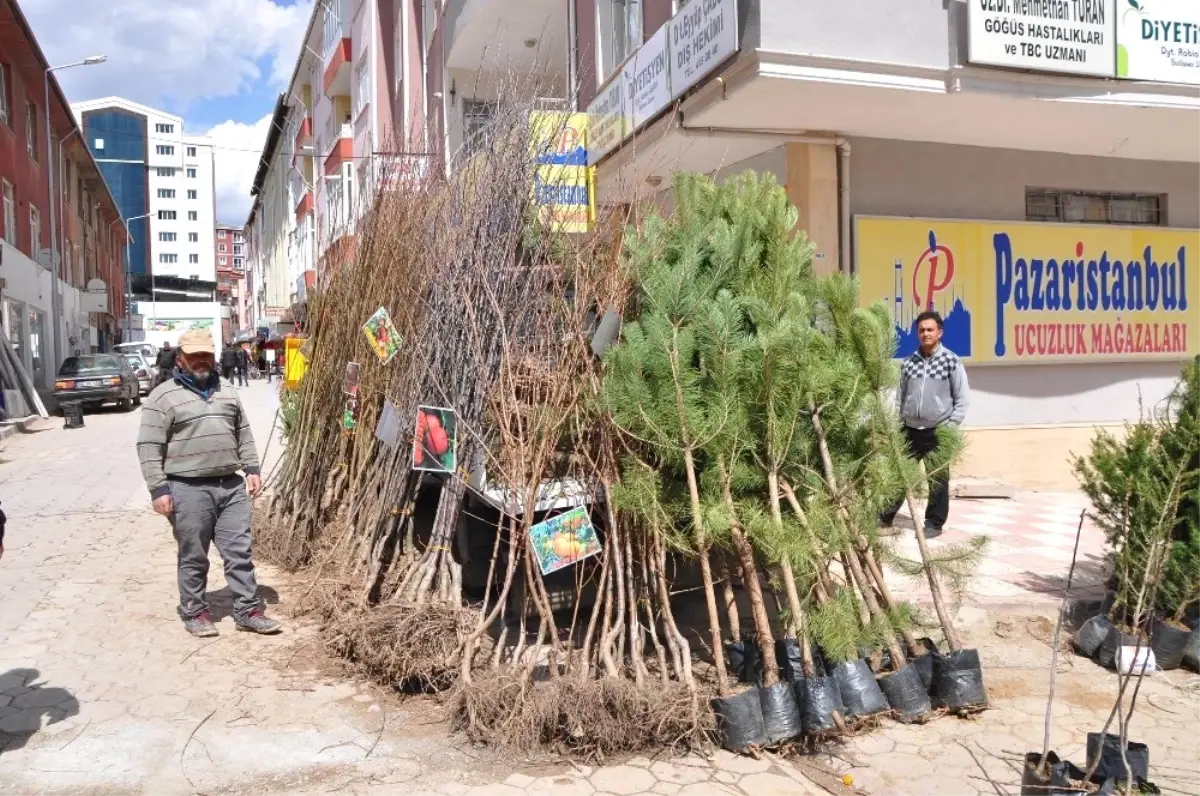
[{"left": 168, "top": 475, "right": 261, "bottom": 621}]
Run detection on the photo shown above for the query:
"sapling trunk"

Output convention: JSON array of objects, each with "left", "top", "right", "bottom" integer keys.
[
  {"left": 767, "top": 472, "right": 810, "bottom": 640},
  {"left": 1038, "top": 511, "right": 1086, "bottom": 777},
  {"left": 721, "top": 556, "right": 743, "bottom": 643},
  {"left": 806, "top": 403, "right": 907, "bottom": 669},
  {"left": 721, "top": 470, "right": 782, "bottom": 687}
]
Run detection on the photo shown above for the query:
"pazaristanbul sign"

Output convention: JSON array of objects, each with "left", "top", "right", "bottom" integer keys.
[{"left": 855, "top": 215, "right": 1198, "bottom": 364}]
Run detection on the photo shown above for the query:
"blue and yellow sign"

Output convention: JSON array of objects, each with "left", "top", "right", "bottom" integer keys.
[
  {"left": 529, "top": 112, "right": 595, "bottom": 234},
  {"left": 856, "top": 216, "right": 1199, "bottom": 364}
]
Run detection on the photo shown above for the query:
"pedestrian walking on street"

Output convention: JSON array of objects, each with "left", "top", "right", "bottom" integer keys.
[
  {"left": 235, "top": 346, "right": 249, "bottom": 387},
  {"left": 136, "top": 329, "right": 281, "bottom": 637},
  {"left": 153, "top": 342, "right": 175, "bottom": 389},
  {"left": 220, "top": 345, "right": 240, "bottom": 387},
  {"left": 880, "top": 310, "right": 970, "bottom": 538}
]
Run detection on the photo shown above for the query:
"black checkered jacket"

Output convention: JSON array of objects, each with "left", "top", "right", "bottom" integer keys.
[{"left": 897, "top": 345, "right": 970, "bottom": 429}]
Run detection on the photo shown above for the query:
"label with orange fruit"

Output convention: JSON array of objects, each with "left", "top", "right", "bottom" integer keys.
[{"left": 529, "top": 506, "right": 602, "bottom": 575}]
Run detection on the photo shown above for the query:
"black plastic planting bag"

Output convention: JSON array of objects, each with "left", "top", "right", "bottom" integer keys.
[
  {"left": 1074, "top": 614, "right": 1113, "bottom": 657},
  {"left": 726, "top": 638, "right": 763, "bottom": 684},
  {"left": 1086, "top": 732, "right": 1149, "bottom": 783},
  {"left": 831, "top": 659, "right": 889, "bottom": 718},
  {"left": 758, "top": 681, "right": 803, "bottom": 745},
  {"left": 1094, "top": 627, "right": 1137, "bottom": 670},
  {"left": 1184, "top": 624, "right": 1200, "bottom": 671},
  {"left": 1021, "top": 752, "right": 1115, "bottom": 796},
  {"left": 877, "top": 663, "right": 932, "bottom": 722},
  {"left": 1150, "top": 618, "right": 1190, "bottom": 671},
  {"left": 775, "top": 638, "right": 824, "bottom": 681},
  {"left": 711, "top": 689, "right": 768, "bottom": 752},
  {"left": 799, "top": 676, "right": 844, "bottom": 734},
  {"left": 933, "top": 648, "right": 988, "bottom": 710}
]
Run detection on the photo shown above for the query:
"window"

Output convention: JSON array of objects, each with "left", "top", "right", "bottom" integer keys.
[
  {"left": 1025, "top": 189, "right": 1164, "bottom": 226},
  {"left": 29, "top": 205, "right": 40, "bottom": 253},
  {"left": 93, "top": 137, "right": 104, "bottom": 150},
  {"left": 186, "top": 146, "right": 197, "bottom": 157},
  {"left": 0, "top": 63, "right": 8, "bottom": 125},
  {"left": 353, "top": 60, "right": 370, "bottom": 118},
  {"left": 158, "top": 210, "right": 177, "bottom": 220},
  {"left": 234, "top": 257, "right": 244, "bottom": 269},
  {"left": 159, "top": 253, "right": 178, "bottom": 264},
  {"left": 188, "top": 210, "right": 198, "bottom": 221},
  {"left": 155, "top": 123, "right": 175, "bottom": 134},
  {"left": 218, "top": 230, "right": 226, "bottom": 238},
  {"left": 219, "top": 256, "right": 227, "bottom": 265},
  {"left": 26, "top": 102, "right": 37, "bottom": 160},
  {"left": 187, "top": 189, "right": 197, "bottom": 199},
  {"left": 159, "top": 232, "right": 176, "bottom": 242},
  {"left": 189, "top": 253, "right": 199, "bottom": 264},
  {"left": 218, "top": 243, "right": 227, "bottom": 252},
  {"left": 598, "top": 0, "right": 642, "bottom": 80},
  {"left": 233, "top": 244, "right": 244, "bottom": 255},
  {"left": 2, "top": 181, "right": 13, "bottom": 245},
  {"left": 462, "top": 101, "right": 497, "bottom": 157},
  {"left": 157, "top": 188, "right": 176, "bottom": 198},
  {"left": 188, "top": 232, "right": 198, "bottom": 242},
  {"left": 187, "top": 167, "right": 197, "bottom": 178},
  {"left": 156, "top": 167, "right": 175, "bottom": 177}
]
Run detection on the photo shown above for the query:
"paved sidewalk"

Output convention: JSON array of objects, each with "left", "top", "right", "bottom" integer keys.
[{"left": 0, "top": 381, "right": 825, "bottom": 796}]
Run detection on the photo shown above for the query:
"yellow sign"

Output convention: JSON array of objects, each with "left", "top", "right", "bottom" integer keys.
[
  {"left": 529, "top": 112, "right": 594, "bottom": 234},
  {"left": 855, "top": 216, "right": 1199, "bottom": 364},
  {"left": 283, "top": 336, "right": 308, "bottom": 389}
]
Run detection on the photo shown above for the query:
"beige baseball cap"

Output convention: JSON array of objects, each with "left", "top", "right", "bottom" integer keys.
[{"left": 178, "top": 329, "right": 216, "bottom": 355}]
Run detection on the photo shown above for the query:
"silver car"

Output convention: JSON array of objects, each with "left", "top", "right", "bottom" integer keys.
[{"left": 122, "top": 354, "right": 154, "bottom": 395}]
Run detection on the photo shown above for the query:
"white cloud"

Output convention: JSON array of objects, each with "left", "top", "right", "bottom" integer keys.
[
  {"left": 207, "top": 114, "right": 275, "bottom": 225},
  {"left": 25, "top": 0, "right": 311, "bottom": 110}
]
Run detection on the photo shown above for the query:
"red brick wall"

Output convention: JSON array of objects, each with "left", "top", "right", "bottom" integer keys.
[{"left": 0, "top": 47, "right": 50, "bottom": 260}]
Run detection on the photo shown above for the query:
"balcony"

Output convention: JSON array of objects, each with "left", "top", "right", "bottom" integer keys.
[
  {"left": 324, "top": 123, "right": 354, "bottom": 176},
  {"left": 293, "top": 117, "right": 313, "bottom": 166},
  {"left": 322, "top": 0, "right": 352, "bottom": 96},
  {"left": 295, "top": 190, "right": 314, "bottom": 224},
  {"left": 445, "top": 0, "right": 566, "bottom": 74}
]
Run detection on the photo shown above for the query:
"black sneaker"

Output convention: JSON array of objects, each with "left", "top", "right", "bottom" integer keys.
[
  {"left": 235, "top": 610, "right": 282, "bottom": 635},
  {"left": 923, "top": 522, "right": 943, "bottom": 539},
  {"left": 182, "top": 611, "right": 219, "bottom": 638}
]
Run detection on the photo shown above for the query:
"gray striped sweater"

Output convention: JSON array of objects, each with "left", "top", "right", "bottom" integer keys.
[{"left": 136, "top": 376, "right": 261, "bottom": 499}]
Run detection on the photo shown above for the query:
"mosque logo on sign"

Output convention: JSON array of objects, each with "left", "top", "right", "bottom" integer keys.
[{"left": 892, "top": 230, "right": 972, "bottom": 358}]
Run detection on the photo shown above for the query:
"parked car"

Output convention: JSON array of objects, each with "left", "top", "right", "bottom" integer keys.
[
  {"left": 53, "top": 354, "right": 141, "bottom": 412},
  {"left": 122, "top": 354, "right": 154, "bottom": 395},
  {"left": 114, "top": 341, "right": 158, "bottom": 361}
]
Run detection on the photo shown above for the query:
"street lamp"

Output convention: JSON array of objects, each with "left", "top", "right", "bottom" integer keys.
[
  {"left": 110, "top": 212, "right": 150, "bottom": 341},
  {"left": 45, "top": 54, "right": 106, "bottom": 373}
]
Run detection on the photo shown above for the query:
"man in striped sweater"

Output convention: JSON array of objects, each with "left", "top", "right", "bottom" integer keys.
[{"left": 137, "top": 329, "right": 281, "bottom": 637}]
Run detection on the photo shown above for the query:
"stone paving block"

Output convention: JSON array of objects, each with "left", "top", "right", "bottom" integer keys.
[
  {"left": 649, "top": 760, "right": 712, "bottom": 785},
  {"left": 504, "top": 773, "right": 536, "bottom": 788},
  {"left": 589, "top": 765, "right": 656, "bottom": 795},
  {"left": 712, "top": 749, "right": 772, "bottom": 774},
  {"left": 737, "top": 772, "right": 816, "bottom": 795},
  {"left": 676, "top": 783, "right": 739, "bottom": 796}
]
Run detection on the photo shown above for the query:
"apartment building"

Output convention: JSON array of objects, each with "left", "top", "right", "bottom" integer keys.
[
  {"left": 0, "top": 0, "right": 128, "bottom": 398},
  {"left": 72, "top": 97, "right": 223, "bottom": 348},
  {"left": 215, "top": 223, "right": 247, "bottom": 340}
]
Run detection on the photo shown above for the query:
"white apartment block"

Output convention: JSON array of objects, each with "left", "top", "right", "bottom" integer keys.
[{"left": 73, "top": 97, "right": 223, "bottom": 347}]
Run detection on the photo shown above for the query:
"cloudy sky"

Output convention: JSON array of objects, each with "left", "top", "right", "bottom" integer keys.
[{"left": 24, "top": 0, "right": 313, "bottom": 225}]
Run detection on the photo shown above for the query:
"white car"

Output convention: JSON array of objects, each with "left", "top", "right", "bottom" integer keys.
[{"left": 122, "top": 354, "right": 154, "bottom": 395}]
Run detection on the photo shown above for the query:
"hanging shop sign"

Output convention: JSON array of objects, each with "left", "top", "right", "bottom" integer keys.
[
  {"left": 624, "top": 26, "right": 672, "bottom": 130},
  {"left": 855, "top": 215, "right": 1199, "bottom": 364},
  {"left": 586, "top": 0, "right": 739, "bottom": 166},
  {"left": 668, "top": 0, "right": 741, "bottom": 97},
  {"left": 967, "top": 0, "right": 1116, "bottom": 78},
  {"left": 585, "top": 77, "right": 627, "bottom": 165},
  {"left": 529, "top": 111, "right": 595, "bottom": 234},
  {"left": 1116, "top": 0, "right": 1200, "bottom": 84}
]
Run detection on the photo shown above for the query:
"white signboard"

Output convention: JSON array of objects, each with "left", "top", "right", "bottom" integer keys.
[
  {"left": 669, "top": 0, "right": 740, "bottom": 98},
  {"left": 968, "top": 0, "right": 1116, "bottom": 78},
  {"left": 623, "top": 26, "right": 672, "bottom": 130},
  {"left": 1116, "top": 0, "right": 1200, "bottom": 84},
  {"left": 586, "top": 77, "right": 627, "bottom": 165}
]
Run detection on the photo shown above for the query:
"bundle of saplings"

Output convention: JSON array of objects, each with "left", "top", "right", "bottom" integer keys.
[
  {"left": 604, "top": 172, "right": 990, "bottom": 752},
  {"left": 1073, "top": 359, "right": 1200, "bottom": 672}
]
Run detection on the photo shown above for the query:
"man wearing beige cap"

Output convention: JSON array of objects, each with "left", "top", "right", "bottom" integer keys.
[{"left": 136, "top": 329, "right": 281, "bottom": 637}]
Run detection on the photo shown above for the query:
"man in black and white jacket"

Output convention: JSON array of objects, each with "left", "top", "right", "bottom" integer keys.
[{"left": 881, "top": 310, "right": 970, "bottom": 538}]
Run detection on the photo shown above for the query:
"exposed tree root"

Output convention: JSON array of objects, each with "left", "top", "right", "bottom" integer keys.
[
  {"left": 327, "top": 601, "right": 478, "bottom": 692},
  {"left": 452, "top": 670, "right": 714, "bottom": 762}
]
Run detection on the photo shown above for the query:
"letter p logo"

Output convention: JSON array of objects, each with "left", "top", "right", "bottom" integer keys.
[{"left": 913, "top": 229, "right": 955, "bottom": 311}]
